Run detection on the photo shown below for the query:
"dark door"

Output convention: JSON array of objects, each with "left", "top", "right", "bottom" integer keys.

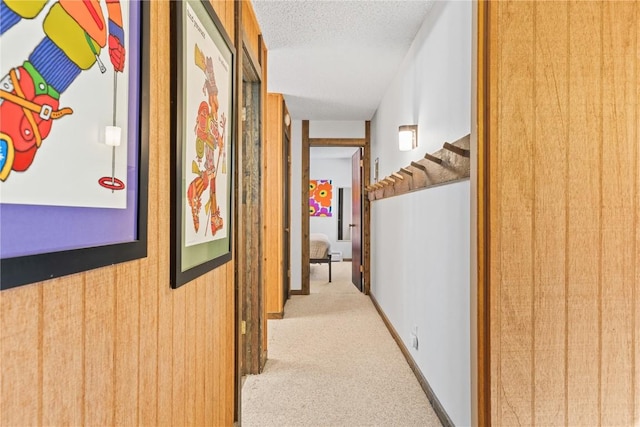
[
  {"left": 282, "top": 107, "right": 291, "bottom": 303},
  {"left": 351, "top": 148, "right": 362, "bottom": 291}
]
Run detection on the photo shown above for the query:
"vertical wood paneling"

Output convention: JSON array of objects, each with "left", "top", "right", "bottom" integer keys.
[
  {"left": 138, "top": 21, "right": 159, "bottom": 417},
  {"left": 194, "top": 279, "right": 206, "bottom": 426},
  {"left": 494, "top": 1, "right": 535, "bottom": 424},
  {"left": 185, "top": 281, "right": 197, "bottom": 426},
  {"left": 213, "top": 271, "right": 224, "bottom": 427},
  {"left": 138, "top": 5, "right": 160, "bottom": 421},
  {"left": 1, "top": 1, "right": 243, "bottom": 425},
  {"left": 487, "top": 1, "right": 639, "bottom": 425},
  {"left": 487, "top": 2, "right": 501, "bottom": 422},
  {"left": 265, "top": 93, "right": 285, "bottom": 315},
  {"left": 0, "top": 286, "right": 41, "bottom": 426},
  {"left": 225, "top": 263, "right": 235, "bottom": 424},
  {"left": 601, "top": 2, "right": 636, "bottom": 425},
  {"left": 155, "top": 1, "right": 173, "bottom": 425},
  {"left": 42, "top": 277, "right": 83, "bottom": 425},
  {"left": 533, "top": 3, "right": 568, "bottom": 425},
  {"left": 114, "top": 262, "right": 140, "bottom": 426},
  {"left": 242, "top": 1, "right": 261, "bottom": 62},
  {"left": 204, "top": 274, "right": 215, "bottom": 426},
  {"left": 172, "top": 287, "right": 186, "bottom": 426},
  {"left": 567, "top": 2, "right": 602, "bottom": 424},
  {"left": 84, "top": 269, "right": 115, "bottom": 426},
  {"left": 636, "top": 8, "right": 640, "bottom": 423}
]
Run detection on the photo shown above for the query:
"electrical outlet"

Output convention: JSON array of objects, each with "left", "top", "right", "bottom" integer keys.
[
  {"left": 411, "top": 334, "right": 419, "bottom": 350},
  {"left": 410, "top": 325, "right": 419, "bottom": 350}
]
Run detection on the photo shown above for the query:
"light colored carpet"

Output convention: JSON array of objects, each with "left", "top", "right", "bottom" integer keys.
[{"left": 241, "top": 262, "right": 442, "bottom": 427}]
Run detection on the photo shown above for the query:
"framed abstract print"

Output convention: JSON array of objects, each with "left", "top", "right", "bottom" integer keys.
[
  {"left": 0, "top": 0, "right": 150, "bottom": 290},
  {"left": 170, "top": 0, "right": 235, "bottom": 288}
]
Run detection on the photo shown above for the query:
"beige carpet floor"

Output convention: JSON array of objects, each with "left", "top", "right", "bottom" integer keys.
[{"left": 241, "top": 262, "right": 442, "bottom": 427}]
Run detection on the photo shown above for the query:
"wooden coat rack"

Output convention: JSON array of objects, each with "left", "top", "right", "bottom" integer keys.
[{"left": 365, "top": 134, "right": 471, "bottom": 201}]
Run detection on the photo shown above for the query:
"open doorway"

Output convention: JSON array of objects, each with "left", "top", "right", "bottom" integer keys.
[
  {"left": 236, "top": 44, "right": 265, "bottom": 376},
  {"left": 300, "top": 120, "right": 371, "bottom": 295}
]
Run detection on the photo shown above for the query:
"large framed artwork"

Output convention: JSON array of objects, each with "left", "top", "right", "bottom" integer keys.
[
  {"left": 170, "top": 0, "right": 235, "bottom": 288},
  {"left": 0, "top": 0, "right": 150, "bottom": 290},
  {"left": 310, "top": 179, "right": 333, "bottom": 217}
]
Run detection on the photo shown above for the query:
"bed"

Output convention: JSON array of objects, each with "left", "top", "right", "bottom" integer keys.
[{"left": 309, "top": 233, "right": 332, "bottom": 282}]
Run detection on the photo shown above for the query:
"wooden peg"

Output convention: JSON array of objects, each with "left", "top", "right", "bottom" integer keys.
[
  {"left": 410, "top": 161, "right": 428, "bottom": 173},
  {"left": 399, "top": 167, "right": 413, "bottom": 177},
  {"left": 383, "top": 177, "right": 394, "bottom": 185},
  {"left": 424, "top": 152, "right": 443, "bottom": 164},
  {"left": 443, "top": 142, "right": 470, "bottom": 158},
  {"left": 392, "top": 172, "right": 404, "bottom": 180}
]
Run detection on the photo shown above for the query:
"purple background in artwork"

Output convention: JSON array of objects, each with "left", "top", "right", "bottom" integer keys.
[{"left": 0, "top": 2, "right": 141, "bottom": 259}]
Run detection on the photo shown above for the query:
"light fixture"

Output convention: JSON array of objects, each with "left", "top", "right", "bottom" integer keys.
[
  {"left": 105, "top": 125, "right": 122, "bottom": 147},
  {"left": 398, "top": 124, "right": 418, "bottom": 151},
  {"left": 284, "top": 113, "right": 291, "bottom": 127}
]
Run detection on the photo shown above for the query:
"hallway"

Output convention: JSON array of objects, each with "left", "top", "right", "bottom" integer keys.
[{"left": 241, "top": 262, "right": 441, "bottom": 426}]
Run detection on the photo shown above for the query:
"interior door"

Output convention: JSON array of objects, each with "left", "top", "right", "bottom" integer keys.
[
  {"left": 282, "top": 107, "right": 291, "bottom": 303},
  {"left": 351, "top": 148, "right": 362, "bottom": 291}
]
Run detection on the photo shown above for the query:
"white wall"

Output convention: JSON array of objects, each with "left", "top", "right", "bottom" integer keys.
[
  {"left": 370, "top": 1, "right": 472, "bottom": 425},
  {"left": 309, "top": 156, "right": 353, "bottom": 259}
]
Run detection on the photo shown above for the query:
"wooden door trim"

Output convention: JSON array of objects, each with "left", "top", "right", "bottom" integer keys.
[
  {"left": 282, "top": 100, "right": 291, "bottom": 306},
  {"left": 300, "top": 120, "right": 371, "bottom": 296},
  {"left": 233, "top": 2, "right": 242, "bottom": 423},
  {"left": 473, "top": 0, "right": 491, "bottom": 425}
]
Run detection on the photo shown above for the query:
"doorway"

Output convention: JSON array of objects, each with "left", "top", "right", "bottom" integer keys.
[
  {"left": 236, "top": 44, "right": 265, "bottom": 376},
  {"left": 300, "top": 120, "right": 371, "bottom": 295}
]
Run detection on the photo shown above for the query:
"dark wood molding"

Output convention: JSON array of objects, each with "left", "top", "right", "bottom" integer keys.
[
  {"left": 309, "top": 138, "right": 366, "bottom": 147},
  {"left": 369, "top": 292, "right": 454, "bottom": 427},
  {"left": 267, "top": 312, "right": 284, "bottom": 320},
  {"left": 233, "top": 2, "right": 243, "bottom": 423},
  {"left": 301, "top": 120, "right": 311, "bottom": 295},
  {"left": 477, "top": 1, "right": 491, "bottom": 425},
  {"left": 289, "top": 289, "right": 305, "bottom": 296},
  {"left": 362, "top": 121, "right": 371, "bottom": 295}
]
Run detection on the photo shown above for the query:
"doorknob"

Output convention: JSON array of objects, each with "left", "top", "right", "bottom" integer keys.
[{"left": 349, "top": 224, "right": 356, "bottom": 228}]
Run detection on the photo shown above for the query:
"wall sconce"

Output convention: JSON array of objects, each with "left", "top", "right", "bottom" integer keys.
[
  {"left": 398, "top": 125, "right": 418, "bottom": 151},
  {"left": 105, "top": 125, "right": 122, "bottom": 146}
]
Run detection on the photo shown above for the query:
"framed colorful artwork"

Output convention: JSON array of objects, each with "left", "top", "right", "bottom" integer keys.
[
  {"left": 310, "top": 179, "right": 333, "bottom": 217},
  {"left": 170, "top": 0, "right": 235, "bottom": 288},
  {"left": 0, "top": 0, "right": 150, "bottom": 290}
]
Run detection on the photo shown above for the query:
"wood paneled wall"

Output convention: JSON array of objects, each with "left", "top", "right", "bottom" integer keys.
[
  {"left": 0, "top": 1, "right": 237, "bottom": 425},
  {"left": 487, "top": 1, "right": 639, "bottom": 425},
  {"left": 264, "top": 93, "right": 286, "bottom": 316},
  {"left": 242, "top": 1, "right": 262, "bottom": 63}
]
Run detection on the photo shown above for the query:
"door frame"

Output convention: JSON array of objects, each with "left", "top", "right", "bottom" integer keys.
[
  {"left": 282, "top": 102, "right": 292, "bottom": 303},
  {"left": 300, "top": 120, "right": 371, "bottom": 295},
  {"left": 472, "top": 0, "right": 490, "bottom": 425}
]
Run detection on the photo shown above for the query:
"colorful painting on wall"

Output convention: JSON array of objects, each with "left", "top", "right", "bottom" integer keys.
[
  {"left": 310, "top": 179, "right": 332, "bottom": 217},
  {"left": 170, "top": 0, "right": 234, "bottom": 288},
  {"left": 1, "top": 0, "right": 134, "bottom": 208},
  {"left": 0, "top": 0, "right": 150, "bottom": 290}
]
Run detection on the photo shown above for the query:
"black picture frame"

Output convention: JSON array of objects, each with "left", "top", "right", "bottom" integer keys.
[
  {"left": 170, "top": 0, "right": 235, "bottom": 288},
  {"left": 0, "top": 1, "right": 150, "bottom": 290}
]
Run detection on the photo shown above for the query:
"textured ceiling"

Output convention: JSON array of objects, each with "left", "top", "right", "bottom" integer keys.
[{"left": 251, "top": 0, "right": 434, "bottom": 121}]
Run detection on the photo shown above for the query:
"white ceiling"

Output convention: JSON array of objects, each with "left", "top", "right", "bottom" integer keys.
[{"left": 251, "top": 0, "right": 434, "bottom": 121}]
